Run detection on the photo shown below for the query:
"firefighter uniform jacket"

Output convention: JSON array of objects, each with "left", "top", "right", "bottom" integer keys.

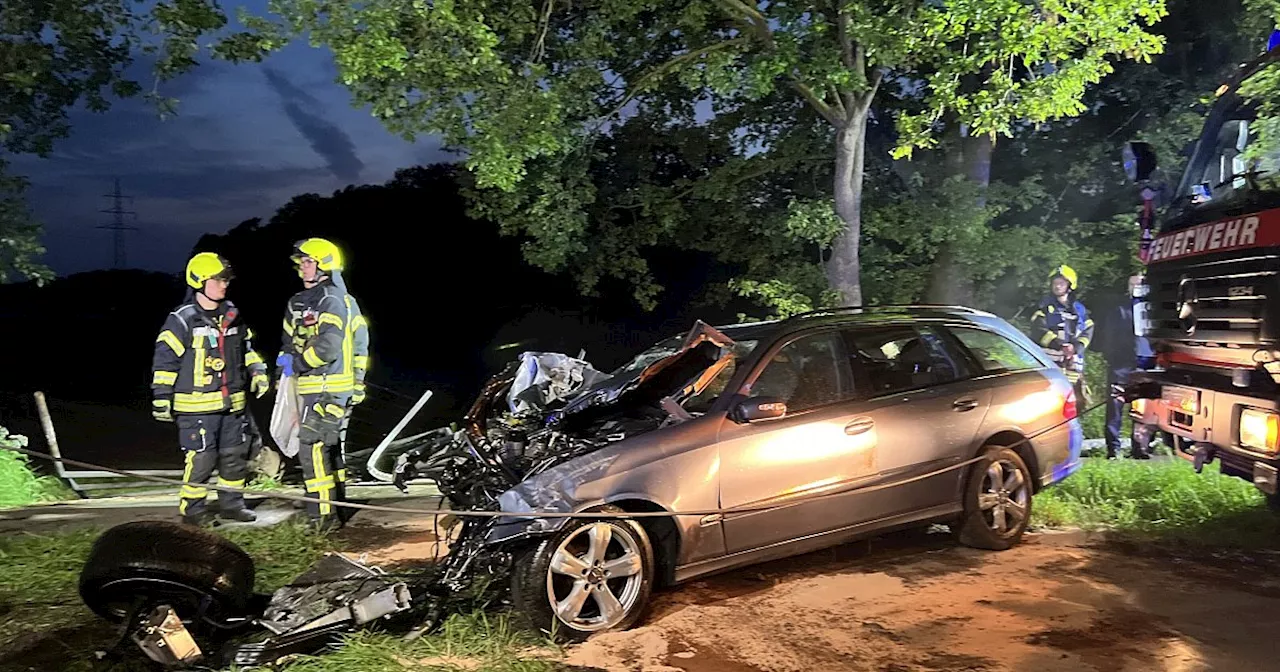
[
  {"left": 1030, "top": 295, "right": 1095, "bottom": 371},
  {"left": 281, "top": 280, "right": 368, "bottom": 397},
  {"left": 346, "top": 293, "right": 370, "bottom": 399},
  {"left": 152, "top": 300, "right": 268, "bottom": 414}
]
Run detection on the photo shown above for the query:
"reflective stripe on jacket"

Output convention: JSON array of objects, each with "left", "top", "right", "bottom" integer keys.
[
  {"left": 152, "top": 300, "right": 268, "bottom": 414},
  {"left": 1030, "top": 295, "right": 1095, "bottom": 374},
  {"left": 282, "top": 281, "right": 355, "bottom": 395},
  {"left": 346, "top": 294, "right": 370, "bottom": 397}
]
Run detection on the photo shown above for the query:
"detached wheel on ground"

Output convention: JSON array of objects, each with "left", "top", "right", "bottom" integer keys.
[
  {"left": 78, "top": 521, "right": 256, "bottom": 628},
  {"left": 954, "top": 445, "right": 1034, "bottom": 551},
  {"left": 511, "top": 505, "right": 655, "bottom": 641}
]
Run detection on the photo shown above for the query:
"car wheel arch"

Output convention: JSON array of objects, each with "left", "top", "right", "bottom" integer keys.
[
  {"left": 972, "top": 430, "right": 1040, "bottom": 493},
  {"left": 604, "top": 498, "right": 681, "bottom": 588}
]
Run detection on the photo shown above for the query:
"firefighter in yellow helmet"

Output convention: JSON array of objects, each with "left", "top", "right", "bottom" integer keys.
[
  {"left": 276, "top": 238, "right": 369, "bottom": 531},
  {"left": 1030, "top": 265, "right": 1095, "bottom": 402},
  {"left": 152, "top": 252, "right": 270, "bottom": 526}
]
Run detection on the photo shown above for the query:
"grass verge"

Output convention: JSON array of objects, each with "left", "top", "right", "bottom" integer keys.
[
  {"left": 0, "top": 426, "right": 75, "bottom": 510},
  {"left": 0, "top": 523, "right": 558, "bottom": 672},
  {"left": 1033, "top": 456, "right": 1280, "bottom": 549}
]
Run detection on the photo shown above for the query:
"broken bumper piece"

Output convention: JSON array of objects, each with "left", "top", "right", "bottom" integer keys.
[
  {"left": 133, "top": 605, "right": 204, "bottom": 668},
  {"left": 228, "top": 553, "right": 413, "bottom": 667}
]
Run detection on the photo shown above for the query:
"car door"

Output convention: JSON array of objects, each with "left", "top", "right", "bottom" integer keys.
[
  {"left": 716, "top": 329, "right": 881, "bottom": 554},
  {"left": 839, "top": 324, "right": 992, "bottom": 518}
]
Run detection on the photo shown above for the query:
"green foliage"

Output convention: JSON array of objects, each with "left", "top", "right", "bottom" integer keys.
[
  {"left": 219, "top": 521, "right": 337, "bottom": 592},
  {"left": 170, "top": 0, "right": 1170, "bottom": 307},
  {"left": 1034, "top": 458, "right": 1280, "bottom": 549},
  {"left": 1079, "top": 350, "right": 1110, "bottom": 439},
  {"left": 0, "top": 161, "right": 53, "bottom": 284},
  {"left": 273, "top": 612, "right": 558, "bottom": 672},
  {"left": 0, "top": 425, "right": 71, "bottom": 508}
]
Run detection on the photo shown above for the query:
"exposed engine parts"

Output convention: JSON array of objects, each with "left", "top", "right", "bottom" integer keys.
[{"left": 80, "top": 321, "right": 740, "bottom": 668}]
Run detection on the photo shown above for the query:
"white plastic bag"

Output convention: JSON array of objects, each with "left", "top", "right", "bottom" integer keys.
[
  {"left": 269, "top": 376, "right": 302, "bottom": 458},
  {"left": 507, "top": 352, "right": 607, "bottom": 414}
]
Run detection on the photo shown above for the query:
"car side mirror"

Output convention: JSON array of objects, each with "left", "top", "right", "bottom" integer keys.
[
  {"left": 731, "top": 396, "right": 788, "bottom": 423},
  {"left": 1123, "top": 141, "right": 1158, "bottom": 183}
]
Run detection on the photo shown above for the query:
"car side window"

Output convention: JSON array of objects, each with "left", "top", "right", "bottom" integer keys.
[
  {"left": 947, "top": 327, "right": 1044, "bottom": 374},
  {"left": 843, "top": 326, "right": 965, "bottom": 396},
  {"left": 747, "top": 332, "right": 851, "bottom": 413}
]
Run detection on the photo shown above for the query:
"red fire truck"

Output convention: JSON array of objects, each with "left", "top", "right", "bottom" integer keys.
[{"left": 1125, "top": 40, "right": 1280, "bottom": 504}]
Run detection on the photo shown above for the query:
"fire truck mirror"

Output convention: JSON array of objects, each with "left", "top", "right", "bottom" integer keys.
[{"left": 1123, "top": 141, "right": 1158, "bottom": 183}]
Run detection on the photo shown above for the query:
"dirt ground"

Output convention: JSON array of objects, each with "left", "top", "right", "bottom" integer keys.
[{"left": 530, "top": 528, "right": 1280, "bottom": 672}]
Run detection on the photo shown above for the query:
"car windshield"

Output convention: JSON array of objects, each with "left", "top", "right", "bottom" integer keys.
[
  {"left": 608, "top": 334, "right": 758, "bottom": 410},
  {"left": 610, "top": 335, "right": 686, "bottom": 377}
]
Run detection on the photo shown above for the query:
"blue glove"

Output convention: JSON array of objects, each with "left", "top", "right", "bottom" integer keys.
[{"left": 276, "top": 353, "right": 295, "bottom": 378}]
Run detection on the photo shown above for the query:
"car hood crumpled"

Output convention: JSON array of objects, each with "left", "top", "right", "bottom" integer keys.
[{"left": 544, "top": 320, "right": 737, "bottom": 425}]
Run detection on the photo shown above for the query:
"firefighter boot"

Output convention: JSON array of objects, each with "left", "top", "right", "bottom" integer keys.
[{"left": 220, "top": 507, "right": 257, "bottom": 523}]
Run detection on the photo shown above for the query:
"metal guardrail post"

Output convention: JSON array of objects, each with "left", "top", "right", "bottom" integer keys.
[{"left": 33, "top": 391, "right": 84, "bottom": 498}]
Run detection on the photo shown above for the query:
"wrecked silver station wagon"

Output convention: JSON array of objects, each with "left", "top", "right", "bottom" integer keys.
[
  {"left": 81, "top": 307, "right": 1083, "bottom": 665},
  {"left": 388, "top": 306, "right": 1083, "bottom": 638}
]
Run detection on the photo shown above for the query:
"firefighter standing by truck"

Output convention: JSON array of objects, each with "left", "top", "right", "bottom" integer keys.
[
  {"left": 152, "top": 252, "right": 271, "bottom": 526},
  {"left": 276, "top": 238, "right": 368, "bottom": 531},
  {"left": 1030, "top": 265, "right": 1095, "bottom": 403}
]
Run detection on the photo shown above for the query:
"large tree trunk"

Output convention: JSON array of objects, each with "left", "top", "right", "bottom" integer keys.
[
  {"left": 925, "top": 126, "right": 991, "bottom": 306},
  {"left": 827, "top": 112, "right": 868, "bottom": 306}
]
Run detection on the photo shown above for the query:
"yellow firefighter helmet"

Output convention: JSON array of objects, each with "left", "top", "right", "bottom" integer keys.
[
  {"left": 185, "top": 252, "right": 233, "bottom": 290},
  {"left": 291, "top": 238, "right": 344, "bottom": 273},
  {"left": 1049, "top": 264, "right": 1078, "bottom": 291}
]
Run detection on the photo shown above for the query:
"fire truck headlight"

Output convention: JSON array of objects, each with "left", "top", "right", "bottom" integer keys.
[{"left": 1240, "top": 408, "right": 1280, "bottom": 453}]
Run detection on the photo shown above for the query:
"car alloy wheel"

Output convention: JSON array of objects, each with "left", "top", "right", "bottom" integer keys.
[
  {"left": 978, "top": 458, "right": 1030, "bottom": 536},
  {"left": 955, "top": 445, "right": 1034, "bottom": 551},
  {"left": 545, "top": 521, "right": 646, "bottom": 633}
]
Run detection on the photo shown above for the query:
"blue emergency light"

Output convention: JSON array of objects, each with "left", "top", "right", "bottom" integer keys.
[{"left": 1269, "top": 28, "right": 1280, "bottom": 52}]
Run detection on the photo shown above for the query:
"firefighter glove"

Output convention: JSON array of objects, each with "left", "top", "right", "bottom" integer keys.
[
  {"left": 251, "top": 373, "right": 270, "bottom": 398},
  {"left": 152, "top": 398, "right": 173, "bottom": 423},
  {"left": 276, "top": 353, "right": 295, "bottom": 378},
  {"left": 352, "top": 384, "right": 366, "bottom": 406}
]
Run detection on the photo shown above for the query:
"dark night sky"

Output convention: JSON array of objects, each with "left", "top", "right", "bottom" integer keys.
[{"left": 11, "top": 0, "right": 456, "bottom": 279}]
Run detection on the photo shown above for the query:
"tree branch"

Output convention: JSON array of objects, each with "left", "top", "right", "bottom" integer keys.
[
  {"left": 838, "top": 8, "right": 856, "bottom": 71},
  {"left": 713, "top": 0, "right": 774, "bottom": 45},
  {"left": 596, "top": 37, "right": 750, "bottom": 127},
  {"left": 828, "top": 82, "right": 848, "bottom": 119},
  {"left": 792, "top": 80, "right": 843, "bottom": 126},
  {"left": 529, "top": 0, "right": 555, "bottom": 64}
]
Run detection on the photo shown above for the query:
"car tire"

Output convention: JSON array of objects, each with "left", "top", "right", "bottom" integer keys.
[
  {"left": 954, "top": 445, "right": 1034, "bottom": 551},
  {"left": 510, "top": 505, "right": 655, "bottom": 641},
  {"left": 78, "top": 521, "right": 256, "bottom": 625}
]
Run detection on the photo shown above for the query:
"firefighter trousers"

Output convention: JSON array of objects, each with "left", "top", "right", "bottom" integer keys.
[
  {"left": 176, "top": 411, "right": 250, "bottom": 517},
  {"left": 297, "top": 392, "right": 351, "bottom": 522}
]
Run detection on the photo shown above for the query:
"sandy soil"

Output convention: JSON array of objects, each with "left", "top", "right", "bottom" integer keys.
[{"left": 546, "top": 529, "right": 1280, "bottom": 672}]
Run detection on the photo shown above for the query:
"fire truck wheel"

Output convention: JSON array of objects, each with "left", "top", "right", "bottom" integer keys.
[{"left": 78, "top": 521, "right": 255, "bottom": 627}]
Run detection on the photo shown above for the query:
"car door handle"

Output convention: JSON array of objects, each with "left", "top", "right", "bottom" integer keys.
[
  {"left": 845, "top": 418, "right": 875, "bottom": 435},
  {"left": 953, "top": 398, "right": 980, "bottom": 412}
]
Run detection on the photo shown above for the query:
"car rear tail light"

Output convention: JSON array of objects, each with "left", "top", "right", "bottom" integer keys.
[
  {"left": 1063, "top": 388, "right": 1078, "bottom": 421},
  {"left": 1240, "top": 408, "right": 1280, "bottom": 453}
]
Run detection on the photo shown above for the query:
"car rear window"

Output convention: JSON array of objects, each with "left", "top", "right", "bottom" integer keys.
[{"left": 947, "top": 327, "right": 1044, "bottom": 373}]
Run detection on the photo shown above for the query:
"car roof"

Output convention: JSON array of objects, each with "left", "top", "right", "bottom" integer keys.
[{"left": 714, "top": 305, "right": 1002, "bottom": 343}]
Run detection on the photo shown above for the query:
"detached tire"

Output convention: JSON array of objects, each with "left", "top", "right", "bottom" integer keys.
[
  {"left": 954, "top": 445, "right": 1034, "bottom": 551},
  {"left": 79, "top": 521, "right": 255, "bottom": 625},
  {"left": 511, "top": 506, "right": 654, "bottom": 642}
]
